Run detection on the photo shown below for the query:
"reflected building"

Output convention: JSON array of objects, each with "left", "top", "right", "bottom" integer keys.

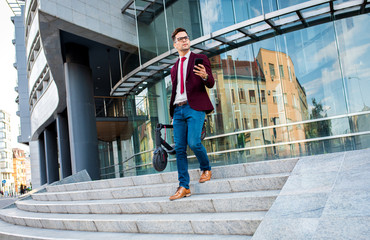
[
  {"left": 10, "top": 0, "right": 370, "bottom": 185},
  {"left": 256, "top": 48, "right": 308, "bottom": 157},
  {"left": 206, "top": 48, "right": 308, "bottom": 162}
]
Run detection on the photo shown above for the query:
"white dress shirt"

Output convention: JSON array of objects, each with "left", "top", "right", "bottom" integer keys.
[{"left": 174, "top": 51, "right": 191, "bottom": 105}]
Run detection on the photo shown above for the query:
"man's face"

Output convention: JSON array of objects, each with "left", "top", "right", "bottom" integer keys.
[{"left": 173, "top": 31, "right": 190, "bottom": 52}]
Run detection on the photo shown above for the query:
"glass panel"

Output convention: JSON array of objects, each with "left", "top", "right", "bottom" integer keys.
[
  {"left": 199, "top": 0, "right": 235, "bottom": 34},
  {"left": 165, "top": 0, "right": 203, "bottom": 43},
  {"left": 262, "top": 0, "right": 315, "bottom": 14},
  {"left": 350, "top": 113, "right": 370, "bottom": 133},
  {"left": 335, "top": 14, "right": 370, "bottom": 113},
  {"left": 276, "top": 0, "right": 312, "bottom": 10},
  {"left": 233, "top": 0, "right": 263, "bottom": 23},
  {"left": 353, "top": 134, "right": 370, "bottom": 150},
  {"left": 278, "top": 22, "right": 347, "bottom": 121},
  {"left": 301, "top": 137, "right": 354, "bottom": 156},
  {"left": 262, "top": 0, "right": 278, "bottom": 14},
  {"left": 136, "top": 0, "right": 169, "bottom": 64},
  {"left": 289, "top": 118, "right": 350, "bottom": 142}
]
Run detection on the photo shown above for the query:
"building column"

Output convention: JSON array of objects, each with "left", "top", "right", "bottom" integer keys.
[
  {"left": 37, "top": 136, "right": 47, "bottom": 185},
  {"left": 44, "top": 127, "right": 59, "bottom": 184},
  {"left": 64, "top": 43, "right": 100, "bottom": 180},
  {"left": 56, "top": 113, "right": 72, "bottom": 179}
]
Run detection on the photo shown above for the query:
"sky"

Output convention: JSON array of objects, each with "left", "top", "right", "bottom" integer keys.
[{"left": 0, "top": 1, "right": 28, "bottom": 151}]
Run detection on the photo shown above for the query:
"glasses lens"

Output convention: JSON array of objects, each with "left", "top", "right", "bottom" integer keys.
[{"left": 177, "top": 36, "right": 189, "bottom": 42}]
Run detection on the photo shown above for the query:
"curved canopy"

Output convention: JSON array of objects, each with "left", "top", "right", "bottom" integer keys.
[{"left": 111, "top": 0, "right": 369, "bottom": 97}]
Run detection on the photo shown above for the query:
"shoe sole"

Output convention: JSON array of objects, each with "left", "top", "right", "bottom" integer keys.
[
  {"left": 199, "top": 178, "right": 211, "bottom": 183},
  {"left": 169, "top": 193, "right": 191, "bottom": 201}
]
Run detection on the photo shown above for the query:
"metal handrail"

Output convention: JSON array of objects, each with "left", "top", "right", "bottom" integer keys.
[{"left": 100, "top": 110, "right": 370, "bottom": 177}]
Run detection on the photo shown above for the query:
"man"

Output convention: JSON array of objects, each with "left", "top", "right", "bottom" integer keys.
[{"left": 169, "top": 28, "right": 215, "bottom": 201}]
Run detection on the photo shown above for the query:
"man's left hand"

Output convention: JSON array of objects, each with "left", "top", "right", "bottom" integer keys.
[{"left": 194, "top": 64, "right": 208, "bottom": 80}]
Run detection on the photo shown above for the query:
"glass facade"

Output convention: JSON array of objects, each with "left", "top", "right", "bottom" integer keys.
[{"left": 99, "top": 0, "right": 370, "bottom": 178}]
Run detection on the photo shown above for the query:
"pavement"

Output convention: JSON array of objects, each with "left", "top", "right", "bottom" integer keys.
[{"left": 0, "top": 197, "right": 17, "bottom": 209}]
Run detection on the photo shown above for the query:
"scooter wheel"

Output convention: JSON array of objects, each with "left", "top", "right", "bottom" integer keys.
[{"left": 152, "top": 147, "right": 168, "bottom": 172}]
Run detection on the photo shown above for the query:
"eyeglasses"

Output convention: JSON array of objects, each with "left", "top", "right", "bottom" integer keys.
[{"left": 175, "top": 36, "right": 190, "bottom": 42}]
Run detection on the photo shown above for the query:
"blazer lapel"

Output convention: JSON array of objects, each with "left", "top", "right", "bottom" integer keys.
[
  {"left": 172, "top": 59, "right": 179, "bottom": 86},
  {"left": 186, "top": 52, "right": 195, "bottom": 81}
]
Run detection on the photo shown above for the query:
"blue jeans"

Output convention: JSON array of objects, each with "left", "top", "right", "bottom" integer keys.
[{"left": 173, "top": 104, "right": 211, "bottom": 189}]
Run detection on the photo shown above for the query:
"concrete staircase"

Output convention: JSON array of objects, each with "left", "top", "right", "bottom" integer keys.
[{"left": 0, "top": 158, "right": 298, "bottom": 239}]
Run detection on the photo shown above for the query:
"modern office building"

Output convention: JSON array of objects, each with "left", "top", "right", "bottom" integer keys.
[{"left": 11, "top": 0, "right": 370, "bottom": 187}]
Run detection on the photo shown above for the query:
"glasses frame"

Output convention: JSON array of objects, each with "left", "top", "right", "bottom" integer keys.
[{"left": 175, "top": 36, "right": 190, "bottom": 43}]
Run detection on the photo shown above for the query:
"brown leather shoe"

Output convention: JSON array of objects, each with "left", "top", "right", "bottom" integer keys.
[
  {"left": 199, "top": 170, "right": 212, "bottom": 183},
  {"left": 169, "top": 187, "right": 191, "bottom": 201}
]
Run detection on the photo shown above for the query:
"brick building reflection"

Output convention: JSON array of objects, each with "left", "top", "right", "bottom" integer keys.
[{"left": 206, "top": 48, "right": 308, "bottom": 160}]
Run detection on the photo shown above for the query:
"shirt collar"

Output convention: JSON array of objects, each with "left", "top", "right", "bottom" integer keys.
[{"left": 179, "top": 51, "right": 191, "bottom": 60}]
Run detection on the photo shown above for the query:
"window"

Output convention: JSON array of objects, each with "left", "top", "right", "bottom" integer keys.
[
  {"left": 288, "top": 66, "right": 292, "bottom": 82},
  {"left": 269, "top": 63, "right": 275, "bottom": 77},
  {"left": 0, "top": 122, "right": 5, "bottom": 129},
  {"left": 263, "top": 119, "right": 268, "bottom": 127},
  {"left": 231, "top": 89, "right": 235, "bottom": 103},
  {"left": 279, "top": 65, "right": 284, "bottom": 78},
  {"left": 1, "top": 151, "right": 6, "bottom": 159},
  {"left": 0, "top": 132, "right": 5, "bottom": 139},
  {"left": 293, "top": 94, "right": 297, "bottom": 107},
  {"left": 261, "top": 90, "right": 266, "bottom": 103},
  {"left": 0, "top": 142, "right": 6, "bottom": 149},
  {"left": 0, "top": 112, "right": 4, "bottom": 119},
  {"left": 273, "top": 90, "right": 277, "bottom": 103},
  {"left": 239, "top": 88, "right": 246, "bottom": 102},
  {"left": 272, "top": 117, "right": 280, "bottom": 125},
  {"left": 235, "top": 119, "right": 239, "bottom": 130},
  {"left": 253, "top": 119, "right": 259, "bottom": 128},
  {"left": 243, "top": 118, "right": 249, "bottom": 129},
  {"left": 249, "top": 90, "right": 256, "bottom": 103},
  {"left": 283, "top": 93, "right": 288, "bottom": 105}
]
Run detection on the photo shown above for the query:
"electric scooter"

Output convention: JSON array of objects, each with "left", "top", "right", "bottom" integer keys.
[{"left": 152, "top": 120, "right": 207, "bottom": 172}]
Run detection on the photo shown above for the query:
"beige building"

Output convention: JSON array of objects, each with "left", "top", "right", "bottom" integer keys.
[{"left": 12, "top": 148, "right": 31, "bottom": 193}]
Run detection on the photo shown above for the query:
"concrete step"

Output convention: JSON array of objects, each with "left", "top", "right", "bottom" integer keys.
[
  {"left": 16, "top": 190, "right": 280, "bottom": 214},
  {"left": 0, "top": 218, "right": 250, "bottom": 240},
  {"left": 32, "top": 173, "right": 289, "bottom": 201},
  {"left": 0, "top": 158, "right": 299, "bottom": 239},
  {"left": 45, "top": 158, "right": 298, "bottom": 193},
  {"left": 0, "top": 208, "right": 265, "bottom": 235}
]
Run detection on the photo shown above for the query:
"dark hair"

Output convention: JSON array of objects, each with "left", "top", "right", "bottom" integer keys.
[{"left": 171, "top": 27, "right": 188, "bottom": 42}]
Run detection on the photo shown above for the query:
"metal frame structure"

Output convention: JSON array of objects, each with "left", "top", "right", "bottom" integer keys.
[
  {"left": 121, "top": 0, "right": 177, "bottom": 24},
  {"left": 5, "top": 0, "right": 25, "bottom": 16},
  {"left": 112, "top": 0, "right": 369, "bottom": 97}
]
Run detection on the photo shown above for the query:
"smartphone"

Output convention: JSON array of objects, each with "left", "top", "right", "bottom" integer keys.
[{"left": 194, "top": 58, "right": 203, "bottom": 68}]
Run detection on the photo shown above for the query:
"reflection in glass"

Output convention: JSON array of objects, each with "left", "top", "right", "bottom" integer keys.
[
  {"left": 335, "top": 15, "right": 370, "bottom": 113},
  {"left": 99, "top": 2, "right": 370, "bottom": 178}
]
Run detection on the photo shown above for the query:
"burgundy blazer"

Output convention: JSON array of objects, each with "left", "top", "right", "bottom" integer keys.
[{"left": 169, "top": 52, "right": 215, "bottom": 117}]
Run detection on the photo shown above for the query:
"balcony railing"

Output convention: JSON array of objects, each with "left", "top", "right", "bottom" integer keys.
[{"left": 94, "top": 95, "right": 148, "bottom": 118}]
